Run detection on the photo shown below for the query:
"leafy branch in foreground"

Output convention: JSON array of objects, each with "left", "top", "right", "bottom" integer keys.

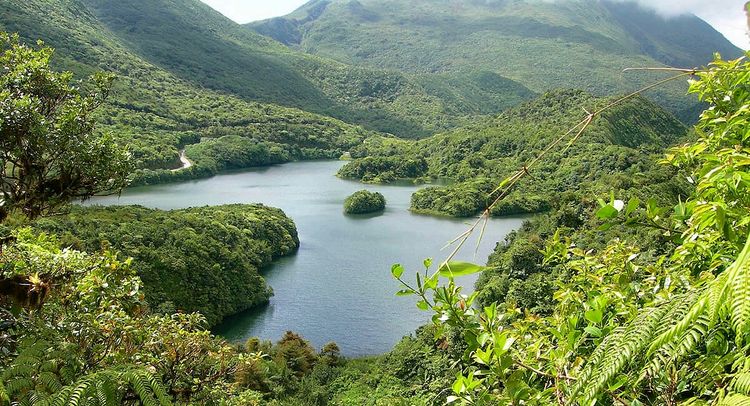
[
  {"left": 393, "top": 54, "right": 750, "bottom": 404},
  {"left": 0, "top": 32, "right": 132, "bottom": 223}
]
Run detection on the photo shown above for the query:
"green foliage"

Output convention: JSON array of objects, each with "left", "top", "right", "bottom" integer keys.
[
  {"left": 391, "top": 53, "right": 750, "bottom": 405},
  {"left": 250, "top": 0, "right": 741, "bottom": 120},
  {"left": 338, "top": 155, "right": 428, "bottom": 183},
  {"left": 0, "top": 0, "right": 536, "bottom": 147},
  {"left": 0, "top": 33, "right": 131, "bottom": 221},
  {"left": 342, "top": 89, "right": 689, "bottom": 217},
  {"left": 34, "top": 205, "right": 299, "bottom": 327},
  {"left": 0, "top": 228, "right": 364, "bottom": 405},
  {"left": 0, "top": 6, "right": 375, "bottom": 186},
  {"left": 343, "top": 190, "right": 386, "bottom": 214}
]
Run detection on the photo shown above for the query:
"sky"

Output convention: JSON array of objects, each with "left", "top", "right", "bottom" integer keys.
[{"left": 199, "top": 0, "right": 750, "bottom": 49}]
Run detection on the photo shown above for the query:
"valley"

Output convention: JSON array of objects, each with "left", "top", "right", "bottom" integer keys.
[
  {"left": 0, "top": 0, "right": 748, "bottom": 404},
  {"left": 88, "top": 160, "right": 525, "bottom": 356}
]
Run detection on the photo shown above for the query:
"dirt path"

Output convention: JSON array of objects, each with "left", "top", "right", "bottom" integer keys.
[{"left": 171, "top": 149, "right": 192, "bottom": 172}]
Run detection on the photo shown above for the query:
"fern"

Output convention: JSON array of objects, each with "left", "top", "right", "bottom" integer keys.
[
  {"left": 0, "top": 380, "right": 9, "bottom": 406},
  {"left": 571, "top": 303, "right": 672, "bottom": 403},
  {"left": 574, "top": 233, "right": 750, "bottom": 403},
  {"left": 728, "top": 238, "right": 750, "bottom": 343},
  {"left": 37, "top": 367, "right": 172, "bottom": 406},
  {"left": 1, "top": 339, "right": 172, "bottom": 406},
  {"left": 718, "top": 393, "right": 750, "bottom": 406},
  {"left": 733, "top": 372, "right": 750, "bottom": 395}
]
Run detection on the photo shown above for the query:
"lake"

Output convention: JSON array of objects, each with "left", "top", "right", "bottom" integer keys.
[{"left": 90, "top": 161, "right": 525, "bottom": 356}]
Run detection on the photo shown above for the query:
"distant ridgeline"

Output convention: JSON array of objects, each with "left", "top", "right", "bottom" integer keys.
[
  {"left": 250, "top": 0, "right": 741, "bottom": 121},
  {"left": 1, "top": 0, "right": 734, "bottom": 186},
  {"left": 339, "top": 89, "right": 689, "bottom": 217},
  {"left": 35, "top": 205, "right": 299, "bottom": 326}
]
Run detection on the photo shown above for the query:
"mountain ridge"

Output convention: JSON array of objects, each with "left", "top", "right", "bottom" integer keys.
[{"left": 248, "top": 0, "right": 742, "bottom": 121}]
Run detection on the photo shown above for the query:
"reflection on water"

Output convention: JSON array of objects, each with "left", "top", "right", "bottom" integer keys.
[{"left": 89, "top": 161, "right": 525, "bottom": 356}]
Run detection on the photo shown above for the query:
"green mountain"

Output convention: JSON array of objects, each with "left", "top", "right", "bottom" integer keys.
[
  {"left": 0, "top": 0, "right": 385, "bottom": 182},
  {"left": 64, "top": 0, "right": 535, "bottom": 137},
  {"left": 249, "top": 0, "right": 743, "bottom": 120},
  {"left": 339, "top": 89, "right": 689, "bottom": 217}
]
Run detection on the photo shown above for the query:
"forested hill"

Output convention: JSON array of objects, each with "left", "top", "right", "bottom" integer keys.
[
  {"left": 249, "top": 0, "right": 742, "bottom": 121},
  {"left": 339, "top": 89, "right": 689, "bottom": 217},
  {"left": 0, "top": 0, "right": 384, "bottom": 184},
  {"left": 35, "top": 204, "right": 300, "bottom": 327},
  {"left": 24, "top": 0, "right": 535, "bottom": 138}
]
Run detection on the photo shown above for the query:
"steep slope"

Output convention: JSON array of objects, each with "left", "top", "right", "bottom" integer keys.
[
  {"left": 339, "top": 89, "right": 689, "bottom": 216},
  {"left": 249, "top": 0, "right": 743, "bottom": 120},
  {"left": 74, "top": 0, "right": 534, "bottom": 137},
  {"left": 0, "top": 0, "right": 374, "bottom": 182}
]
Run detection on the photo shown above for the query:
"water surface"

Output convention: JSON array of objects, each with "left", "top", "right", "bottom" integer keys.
[{"left": 91, "top": 161, "right": 525, "bottom": 356}]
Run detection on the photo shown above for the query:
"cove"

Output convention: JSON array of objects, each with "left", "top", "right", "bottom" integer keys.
[{"left": 90, "top": 160, "right": 525, "bottom": 356}]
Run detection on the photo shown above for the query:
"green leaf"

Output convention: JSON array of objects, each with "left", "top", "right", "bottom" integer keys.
[
  {"left": 625, "top": 197, "right": 640, "bottom": 215},
  {"left": 438, "top": 261, "right": 486, "bottom": 277},
  {"left": 395, "top": 289, "right": 414, "bottom": 297},
  {"left": 452, "top": 376, "right": 465, "bottom": 394},
  {"left": 584, "top": 326, "right": 602, "bottom": 337},
  {"left": 391, "top": 264, "right": 404, "bottom": 279},
  {"left": 716, "top": 205, "right": 726, "bottom": 232},
  {"left": 424, "top": 274, "right": 439, "bottom": 290},
  {"left": 416, "top": 300, "right": 429, "bottom": 310},
  {"left": 423, "top": 258, "right": 433, "bottom": 269},
  {"left": 596, "top": 205, "right": 618, "bottom": 219},
  {"left": 584, "top": 309, "right": 603, "bottom": 324}
]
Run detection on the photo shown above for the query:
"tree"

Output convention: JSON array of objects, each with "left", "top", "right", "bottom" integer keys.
[
  {"left": 0, "top": 32, "right": 131, "bottom": 222},
  {"left": 394, "top": 54, "right": 750, "bottom": 404},
  {"left": 343, "top": 190, "right": 386, "bottom": 214}
]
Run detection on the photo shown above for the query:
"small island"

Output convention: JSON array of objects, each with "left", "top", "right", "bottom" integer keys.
[{"left": 344, "top": 190, "right": 386, "bottom": 214}]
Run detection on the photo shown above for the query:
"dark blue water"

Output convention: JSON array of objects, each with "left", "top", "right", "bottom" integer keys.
[{"left": 90, "top": 161, "right": 525, "bottom": 356}]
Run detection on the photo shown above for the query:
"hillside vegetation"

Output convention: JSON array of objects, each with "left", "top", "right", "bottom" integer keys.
[
  {"left": 343, "top": 190, "right": 386, "bottom": 214},
  {"left": 35, "top": 205, "right": 299, "bottom": 326},
  {"left": 250, "top": 0, "right": 742, "bottom": 121},
  {"left": 340, "top": 89, "right": 689, "bottom": 216},
  {"left": 16, "top": 0, "right": 531, "bottom": 140},
  {"left": 3, "top": 0, "right": 750, "bottom": 404},
  {"left": 0, "top": 0, "right": 369, "bottom": 184}
]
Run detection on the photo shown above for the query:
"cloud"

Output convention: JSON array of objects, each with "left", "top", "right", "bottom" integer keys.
[{"left": 199, "top": 0, "right": 749, "bottom": 48}]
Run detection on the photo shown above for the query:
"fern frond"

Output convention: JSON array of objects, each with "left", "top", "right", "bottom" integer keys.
[
  {"left": 575, "top": 304, "right": 671, "bottom": 404},
  {"left": 727, "top": 236, "right": 750, "bottom": 343},
  {"left": 570, "top": 330, "right": 615, "bottom": 398},
  {"left": 38, "top": 371, "right": 63, "bottom": 393},
  {"left": 733, "top": 372, "right": 750, "bottom": 395},
  {"left": 147, "top": 373, "right": 171, "bottom": 406},
  {"left": 0, "top": 380, "right": 10, "bottom": 406},
  {"left": 126, "top": 370, "right": 154, "bottom": 404},
  {"left": 643, "top": 313, "right": 713, "bottom": 378},
  {"left": 34, "top": 367, "right": 172, "bottom": 406},
  {"left": 68, "top": 376, "right": 95, "bottom": 406},
  {"left": 718, "top": 393, "right": 750, "bottom": 406},
  {"left": 647, "top": 292, "right": 707, "bottom": 356},
  {"left": 5, "top": 378, "right": 34, "bottom": 396},
  {"left": 95, "top": 378, "right": 116, "bottom": 406}
]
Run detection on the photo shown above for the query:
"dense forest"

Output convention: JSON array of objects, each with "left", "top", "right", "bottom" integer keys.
[
  {"left": 339, "top": 90, "right": 689, "bottom": 216},
  {"left": 34, "top": 205, "right": 299, "bottom": 326},
  {"left": 249, "top": 0, "right": 741, "bottom": 120},
  {"left": 343, "top": 190, "right": 387, "bottom": 214},
  {"left": 0, "top": 0, "right": 741, "bottom": 188},
  {"left": 1, "top": 0, "right": 750, "bottom": 404}
]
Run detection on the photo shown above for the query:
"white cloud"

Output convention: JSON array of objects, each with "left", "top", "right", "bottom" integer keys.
[
  {"left": 622, "top": 0, "right": 748, "bottom": 48},
  {"left": 200, "top": 0, "right": 308, "bottom": 23},
  {"left": 199, "top": 0, "right": 749, "bottom": 49}
]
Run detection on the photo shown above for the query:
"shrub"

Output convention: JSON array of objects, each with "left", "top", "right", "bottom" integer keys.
[{"left": 344, "top": 190, "right": 386, "bottom": 214}]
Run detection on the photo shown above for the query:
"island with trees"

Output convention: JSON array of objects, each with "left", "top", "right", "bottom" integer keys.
[{"left": 343, "top": 190, "right": 386, "bottom": 214}]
